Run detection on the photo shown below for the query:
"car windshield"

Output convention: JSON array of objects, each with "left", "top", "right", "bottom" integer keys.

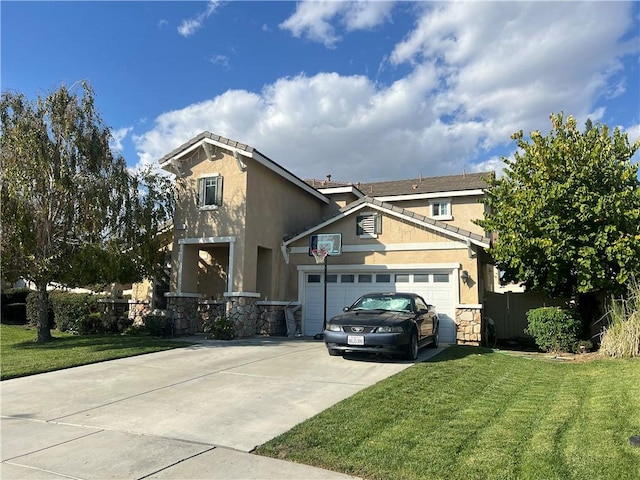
[{"left": 351, "top": 295, "right": 412, "bottom": 312}]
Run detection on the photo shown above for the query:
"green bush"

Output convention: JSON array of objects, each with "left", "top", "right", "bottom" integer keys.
[
  {"left": 78, "top": 312, "right": 105, "bottom": 335},
  {"left": 203, "top": 316, "right": 236, "bottom": 340},
  {"left": 48, "top": 292, "right": 104, "bottom": 334},
  {"left": 525, "top": 307, "right": 582, "bottom": 353},
  {"left": 142, "top": 315, "right": 173, "bottom": 338},
  {"left": 600, "top": 280, "right": 640, "bottom": 358}
]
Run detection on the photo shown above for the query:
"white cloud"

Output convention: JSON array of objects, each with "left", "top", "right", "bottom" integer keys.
[
  {"left": 280, "top": 0, "right": 394, "bottom": 48},
  {"left": 136, "top": 2, "right": 638, "bottom": 183},
  {"left": 208, "top": 54, "right": 229, "bottom": 69},
  {"left": 110, "top": 126, "right": 132, "bottom": 154},
  {"left": 178, "top": 1, "right": 220, "bottom": 37}
]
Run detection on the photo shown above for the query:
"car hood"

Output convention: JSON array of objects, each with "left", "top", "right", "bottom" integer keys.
[{"left": 329, "top": 310, "right": 413, "bottom": 326}]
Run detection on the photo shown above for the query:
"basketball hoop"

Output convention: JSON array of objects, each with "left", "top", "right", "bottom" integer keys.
[{"left": 311, "top": 248, "right": 328, "bottom": 264}]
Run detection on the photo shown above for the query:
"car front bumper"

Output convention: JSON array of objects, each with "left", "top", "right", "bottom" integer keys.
[{"left": 323, "top": 330, "right": 410, "bottom": 355}]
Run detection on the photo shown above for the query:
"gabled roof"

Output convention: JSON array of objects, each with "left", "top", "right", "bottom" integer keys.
[
  {"left": 159, "top": 131, "right": 328, "bottom": 204},
  {"left": 283, "top": 196, "right": 491, "bottom": 248},
  {"left": 307, "top": 172, "right": 491, "bottom": 198}
]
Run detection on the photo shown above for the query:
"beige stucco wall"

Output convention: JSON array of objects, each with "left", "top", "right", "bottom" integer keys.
[
  {"left": 168, "top": 148, "right": 248, "bottom": 295},
  {"left": 390, "top": 195, "right": 486, "bottom": 235},
  {"left": 244, "top": 159, "right": 326, "bottom": 298},
  {"left": 286, "top": 212, "right": 483, "bottom": 304},
  {"left": 169, "top": 145, "right": 327, "bottom": 299}
]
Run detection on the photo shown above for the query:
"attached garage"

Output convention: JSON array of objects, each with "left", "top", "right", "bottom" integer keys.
[{"left": 301, "top": 265, "right": 459, "bottom": 343}]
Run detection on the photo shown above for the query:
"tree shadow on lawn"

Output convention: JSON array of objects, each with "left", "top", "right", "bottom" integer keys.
[{"left": 11, "top": 334, "right": 193, "bottom": 352}]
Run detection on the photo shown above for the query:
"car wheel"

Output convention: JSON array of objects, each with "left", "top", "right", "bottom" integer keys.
[
  {"left": 429, "top": 329, "right": 439, "bottom": 348},
  {"left": 405, "top": 331, "right": 419, "bottom": 360},
  {"left": 328, "top": 348, "right": 342, "bottom": 357}
]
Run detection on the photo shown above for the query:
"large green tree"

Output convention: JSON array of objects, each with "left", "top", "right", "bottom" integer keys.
[
  {"left": 478, "top": 113, "right": 640, "bottom": 324},
  {"left": 1, "top": 83, "right": 174, "bottom": 343}
]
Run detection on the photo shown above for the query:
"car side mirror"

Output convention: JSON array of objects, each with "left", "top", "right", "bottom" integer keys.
[{"left": 343, "top": 307, "right": 349, "bottom": 312}]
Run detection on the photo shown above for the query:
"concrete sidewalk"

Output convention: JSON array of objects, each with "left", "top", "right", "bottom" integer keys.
[{"left": 1, "top": 336, "right": 444, "bottom": 479}]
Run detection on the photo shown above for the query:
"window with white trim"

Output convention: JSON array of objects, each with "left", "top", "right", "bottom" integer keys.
[
  {"left": 197, "top": 176, "right": 223, "bottom": 208},
  {"left": 356, "top": 213, "right": 382, "bottom": 237},
  {"left": 429, "top": 198, "right": 452, "bottom": 220}
]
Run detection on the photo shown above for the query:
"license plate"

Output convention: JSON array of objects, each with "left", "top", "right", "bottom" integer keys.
[{"left": 347, "top": 335, "right": 364, "bottom": 346}]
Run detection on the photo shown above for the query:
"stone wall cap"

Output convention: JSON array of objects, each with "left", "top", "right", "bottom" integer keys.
[
  {"left": 256, "top": 301, "right": 301, "bottom": 306},
  {"left": 224, "top": 292, "right": 261, "bottom": 298},
  {"left": 456, "top": 304, "right": 483, "bottom": 309},
  {"left": 199, "top": 300, "right": 225, "bottom": 304},
  {"left": 166, "top": 292, "right": 202, "bottom": 298}
]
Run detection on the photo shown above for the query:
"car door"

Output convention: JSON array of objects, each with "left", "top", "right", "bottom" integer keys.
[{"left": 415, "top": 296, "right": 434, "bottom": 339}]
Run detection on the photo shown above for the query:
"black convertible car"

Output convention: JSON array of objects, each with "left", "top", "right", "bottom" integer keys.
[{"left": 323, "top": 292, "right": 439, "bottom": 360}]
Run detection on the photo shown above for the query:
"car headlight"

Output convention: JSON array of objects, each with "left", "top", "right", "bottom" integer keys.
[
  {"left": 326, "top": 324, "right": 342, "bottom": 332},
  {"left": 376, "top": 326, "right": 404, "bottom": 333}
]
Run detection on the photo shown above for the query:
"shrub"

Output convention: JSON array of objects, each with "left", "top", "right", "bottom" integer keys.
[
  {"left": 203, "top": 316, "right": 236, "bottom": 340},
  {"left": 525, "top": 307, "right": 582, "bottom": 353},
  {"left": 142, "top": 315, "right": 173, "bottom": 338},
  {"left": 600, "top": 280, "right": 640, "bottom": 358},
  {"left": 48, "top": 292, "right": 104, "bottom": 334},
  {"left": 78, "top": 312, "right": 105, "bottom": 335}
]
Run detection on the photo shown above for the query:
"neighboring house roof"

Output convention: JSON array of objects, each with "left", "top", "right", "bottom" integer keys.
[
  {"left": 159, "top": 131, "right": 329, "bottom": 204},
  {"left": 306, "top": 172, "right": 491, "bottom": 198},
  {"left": 283, "top": 196, "right": 491, "bottom": 248}
]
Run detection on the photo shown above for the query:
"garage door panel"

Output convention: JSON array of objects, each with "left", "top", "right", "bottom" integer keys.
[{"left": 304, "top": 271, "right": 458, "bottom": 342}]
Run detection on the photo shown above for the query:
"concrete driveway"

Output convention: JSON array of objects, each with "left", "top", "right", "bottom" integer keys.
[{"left": 1, "top": 336, "right": 444, "bottom": 479}]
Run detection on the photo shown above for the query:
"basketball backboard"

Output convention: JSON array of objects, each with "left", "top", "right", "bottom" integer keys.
[{"left": 309, "top": 233, "right": 342, "bottom": 256}]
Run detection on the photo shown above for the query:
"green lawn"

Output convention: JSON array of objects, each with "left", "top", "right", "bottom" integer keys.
[
  {"left": 257, "top": 346, "right": 640, "bottom": 480},
  {"left": 0, "top": 324, "right": 192, "bottom": 380}
]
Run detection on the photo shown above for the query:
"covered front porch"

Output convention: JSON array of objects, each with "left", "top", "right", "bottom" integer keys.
[{"left": 167, "top": 236, "right": 297, "bottom": 336}]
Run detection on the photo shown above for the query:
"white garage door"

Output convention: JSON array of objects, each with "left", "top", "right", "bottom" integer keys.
[{"left": 303, "top": 270, "right": 457, "bottom": 343}]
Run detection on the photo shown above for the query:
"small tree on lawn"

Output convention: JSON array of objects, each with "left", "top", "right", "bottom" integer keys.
[
  {"left": 477, "top": 113, "right": 640, "bottom": 332},
  {"left": 1, "top": 83, "right": 174, "bottom": 343}
]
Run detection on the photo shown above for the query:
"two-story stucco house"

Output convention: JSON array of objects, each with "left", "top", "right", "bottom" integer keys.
[{"left": 145, "top": 131, "right": 495, "bottom": 345}]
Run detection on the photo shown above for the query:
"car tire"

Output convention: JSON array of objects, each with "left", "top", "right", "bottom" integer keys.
[
  {"left": 429, "top": 329, "right": 439, "bottom": 348},
  {"left": 328, "top": 348, "right": 342, "bottom": 357},
  {"left": 405, "top": 331, "right": 419, "bottom": 360}
]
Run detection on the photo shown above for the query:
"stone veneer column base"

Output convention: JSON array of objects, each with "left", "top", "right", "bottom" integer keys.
[
  {"left": 455, "top": 305, "right": 483, "bottom": 346},
  {"left": 225, "top": 292, "right": 260, "bottom": 338},
  {"left": 166, "top": 293, "right": 201, "bottom": 335}
]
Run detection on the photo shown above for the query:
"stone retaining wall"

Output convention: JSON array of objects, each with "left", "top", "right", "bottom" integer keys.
[
  {"left": 166, "top": 294, "right": 199, "bottom": 335},
  {"left": 256, "top": 303, "right": 290, "bottom": 336},
  {"left": 163, "top": 294, "right": 294, "bottom": 338},
  {"left": 455, "top": 306, "right": 482, "bottom": 345},
  {"left": 226, "top": 295, "right": 258, "bottom": 337},
  {"left": 98, "top": 299, "right": 150, "bottom": 327}
]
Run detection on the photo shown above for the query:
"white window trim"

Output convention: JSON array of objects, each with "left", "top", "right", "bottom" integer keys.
[
  {"left": 429, "top": 198, "right": 452, "bottom": 220},
  {"left": 357, "top": 212, "right": 381, "bottom": 238},
  {"left": 197, "top": 173, "right": 223, "bottom": 210}
]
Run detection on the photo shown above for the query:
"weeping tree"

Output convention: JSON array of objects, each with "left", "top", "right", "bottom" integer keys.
[
  {"left": 477, "top": 113, "right": 640, "bottom": 332},
  {"left": 1, "top": 83, "right": 174, "bottom": 343}
]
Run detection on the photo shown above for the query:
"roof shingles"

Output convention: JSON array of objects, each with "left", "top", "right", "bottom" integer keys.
[{"left": 308, "top": 172, "right": 492, "bottom": 196}]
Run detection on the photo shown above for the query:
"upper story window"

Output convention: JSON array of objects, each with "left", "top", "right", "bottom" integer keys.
[
  {"left": 197, "top": 175, "right": 223, "bottom": 209},
  {"left": 356, "top": 213, "right": 382, "bottom": 238},
  {"left": 429, "top": 198, "right": 452, "bottom": 220}
]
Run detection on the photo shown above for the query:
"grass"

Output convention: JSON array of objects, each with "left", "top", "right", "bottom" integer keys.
[
  {"left": 0, "top": 324, "right": 193, "bottom": 380},
  {"left": 257, "top": 346, "right": 640, "bottom": 480}
]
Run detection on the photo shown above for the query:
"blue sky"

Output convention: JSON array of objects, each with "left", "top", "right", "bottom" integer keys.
[{"left": 2, "top": 1, "right": 639, "bottom": 183}]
